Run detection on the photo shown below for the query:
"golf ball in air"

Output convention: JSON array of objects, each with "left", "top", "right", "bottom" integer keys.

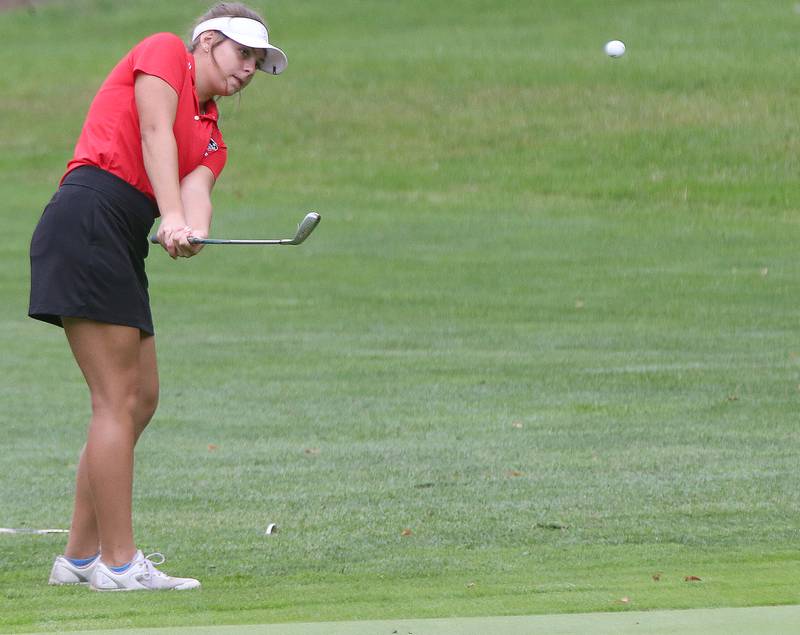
[{"left": 604, "top": 40, "right": 626, "bottom": 58}]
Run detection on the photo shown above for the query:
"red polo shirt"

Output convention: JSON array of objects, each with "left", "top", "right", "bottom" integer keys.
[{"left": 65, "top": 32, "right": 227, "bottom": 207}]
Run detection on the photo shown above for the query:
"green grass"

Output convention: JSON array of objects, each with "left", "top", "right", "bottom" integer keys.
[{"left": 2, "top": 0, "right": 800, "bottom": 631}]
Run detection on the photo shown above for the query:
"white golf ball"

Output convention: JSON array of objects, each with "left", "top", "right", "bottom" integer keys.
[{"left": 604, "top": 40, "right": 626, "bottom": 58}]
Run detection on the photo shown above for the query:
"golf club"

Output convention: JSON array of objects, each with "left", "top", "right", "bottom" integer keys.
[
  {"left": 0, "top": 528, "right": 69, "bottom": 535},
  {"left": 149, "top": 212, "right": 321, "bottom": 246}
]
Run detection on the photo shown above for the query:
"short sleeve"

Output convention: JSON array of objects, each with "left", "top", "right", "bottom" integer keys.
[
  {"left": 131, "top": 33, "right": 187, "bottom": 94},
  {"left": 201, "top": 130, "right": 227, "bottom": 179}
]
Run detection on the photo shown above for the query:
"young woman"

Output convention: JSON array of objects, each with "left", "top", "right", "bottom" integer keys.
[{"left": 28, "top": 3, "right": 287, "bottom": 591}]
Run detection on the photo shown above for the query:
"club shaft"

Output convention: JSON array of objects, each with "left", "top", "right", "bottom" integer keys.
[{"left": 191, "top": 238, "right": 290, "bottom": 245}]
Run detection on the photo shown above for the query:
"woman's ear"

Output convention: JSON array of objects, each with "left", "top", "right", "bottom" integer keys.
[{"left": 199, "top": 31, "right": 217, "bottom": 53}]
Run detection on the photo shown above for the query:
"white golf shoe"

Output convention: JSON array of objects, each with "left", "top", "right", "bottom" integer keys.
[
  {"left": 48, "top": 554, "right": 98, "bottom": 585},
  {"left": 90, "top": 550, "right": 201, "bottom": 591}
]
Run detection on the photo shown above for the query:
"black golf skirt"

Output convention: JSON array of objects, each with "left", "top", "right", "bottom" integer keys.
[{"left": 29, "top": 166, "right": 159, "bottom": 335}]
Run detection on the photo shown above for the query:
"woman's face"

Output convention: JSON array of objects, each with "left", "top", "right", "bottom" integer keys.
[{"left": 208, "top": 37, "right": 266, "bottom": 96}]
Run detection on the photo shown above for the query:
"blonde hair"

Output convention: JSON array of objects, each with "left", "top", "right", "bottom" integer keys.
[{"left": 188, "top": 2, "right": 267, "bottom": 51}]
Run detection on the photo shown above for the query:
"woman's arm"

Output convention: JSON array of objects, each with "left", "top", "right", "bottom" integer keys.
[
  {"left": 134, "top": 73, "right": 193, "bottom": 259},
  {"left": 180, "top": 165, "right": 217, "bottom": 254}
]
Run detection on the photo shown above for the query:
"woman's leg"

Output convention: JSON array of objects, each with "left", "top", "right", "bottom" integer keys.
[
  {"left": 61, "top": 318, "right": 159, "bottom": 567},
  {"left": 133, "top": 334, "right": 159, "bottom": 443},
  {"left": 63, "top": 333, "right": 159, "bottom": 560}
]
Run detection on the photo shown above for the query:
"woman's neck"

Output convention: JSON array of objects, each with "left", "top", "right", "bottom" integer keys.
[{"left": 193, "top": 53, "right": 214, "bottom": 104}]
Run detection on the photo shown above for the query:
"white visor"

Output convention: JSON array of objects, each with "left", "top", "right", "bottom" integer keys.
[{"left": 192, "top": 16, "right": 287, "bottom": 75}]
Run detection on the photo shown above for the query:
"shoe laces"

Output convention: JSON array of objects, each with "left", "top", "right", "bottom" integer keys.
[{"left": 141, "top": 552, "right": 166, "bottom": 580}]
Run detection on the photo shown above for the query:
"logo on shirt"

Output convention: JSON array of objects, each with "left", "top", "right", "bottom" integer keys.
[{"left": 206, "top": 138, "right": 219, "bottom": 153}]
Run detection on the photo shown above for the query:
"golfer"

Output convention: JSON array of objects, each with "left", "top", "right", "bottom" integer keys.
[{"left": 28, "top": 2, "right": 286, "bottom": 591}]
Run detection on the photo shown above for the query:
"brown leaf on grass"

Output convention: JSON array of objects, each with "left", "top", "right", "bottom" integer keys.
[
  {"left": 507, "top": 470, "right": 524, "bottom": 477},
  {"left": 304, "top": 448, "right": 321, "bottom": 455},
  {"left": 207, "top": 444, "right": 218, "bottom": 452},
  {"left": 414, "top": 482, "right": 436, "bottom": 489},
  {"left": 652, "top": 573, "right": 661, "bottom": 582},
  {"left": 684, "top": 575, "right": 702, "bottom": 582},
  {"left": 535, "top": 522, "right": 569, "bottom": 530},
  {"left": 401, "top": 528, "right": 413, "bottom": 537}
]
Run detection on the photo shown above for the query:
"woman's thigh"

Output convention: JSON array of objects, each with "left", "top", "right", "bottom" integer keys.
[{"left": 63, "top": 318, "right": 144, "bottom": 414}]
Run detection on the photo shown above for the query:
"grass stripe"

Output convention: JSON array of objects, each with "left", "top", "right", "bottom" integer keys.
[{"left": 14, "top": 606, "right": 800, "bottom": 635}]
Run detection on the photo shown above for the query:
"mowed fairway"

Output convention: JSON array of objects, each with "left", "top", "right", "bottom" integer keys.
[{"left": 2, "top": 0, "right": 800, "bottom": 632}]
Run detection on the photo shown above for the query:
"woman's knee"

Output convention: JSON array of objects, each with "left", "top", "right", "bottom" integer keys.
[
  {"left": 138, "top": 384, "right": 159, "bottom": 424},
  {"left": 137, "top": 335, "right": 159, "bottom": 430},
  {"left": 134, "top": 382, "right": 159, "bottom": 438},
  {"left": 89, "top": 390, "right": 140, "bottom": 423}
]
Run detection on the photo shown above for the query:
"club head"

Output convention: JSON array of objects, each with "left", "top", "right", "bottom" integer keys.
[{"left": 288, "top": 212, "right": 321, "bottom": 245}]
